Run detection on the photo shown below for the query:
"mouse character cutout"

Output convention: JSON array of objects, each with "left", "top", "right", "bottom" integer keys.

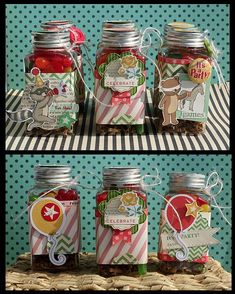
[
  {"left": 6, "top": 67, "right": 59, "bottom": 131},
  {"left": 158, "top": 76, "right": 191, "bottom": 126}
]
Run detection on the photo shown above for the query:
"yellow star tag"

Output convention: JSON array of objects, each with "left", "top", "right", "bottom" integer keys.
[{"left": 185, "top": 200, "right": 201, "bottom": 218}]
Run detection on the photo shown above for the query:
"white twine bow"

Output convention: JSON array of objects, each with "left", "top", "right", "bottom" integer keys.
[{"left": 204, "top": 170, "right": 231, "bottom": 226}]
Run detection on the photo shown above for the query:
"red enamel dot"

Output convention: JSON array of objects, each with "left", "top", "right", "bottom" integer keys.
[{"left": 31, "top": 67, "right": 40, "bottom": 75}]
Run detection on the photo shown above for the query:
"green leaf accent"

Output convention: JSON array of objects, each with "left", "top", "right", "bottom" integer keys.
[
  {"left": 107, "top": 53, "right": 120, "bottom": 63},
  {"left": 139, "top": 213, "right": 147, "bottom": 224},
  {"left": 137, "top": 59, "right": 145, "bottom": 71},
  {"left": 131, "top": 224, "right": 139, "bottom": 234},
  {"left": 98, "top": 201, "right": 106, "bottom": 213},
  {"left": 120, "top": 52, "right": 132, "bottom": 57},
  {"left": 98, "top": 63, "right": 107, "bottom": 76},
  {"left": 107, "top": 190, "right": 121, "bottom": 201},
  {"left": 130, "top": 86, "right": 137, "bottom": 96},
  {"left": 138, "top": 74, "right": 145, "bottom": 86}
]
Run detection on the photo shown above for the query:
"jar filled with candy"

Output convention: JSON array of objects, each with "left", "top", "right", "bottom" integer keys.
[
  {"left": 153, "top": 22, "right": 213, "bottom": 135},
  {"left": 21, "top": 29, "right": 81, "bottom": 135},
  {"left": 41, "top": 20, "right": 86, "bottom": 108},
  {"left": 28, "top": 165, "right": 81, "bottom": 271},
  {"left": 158, "top": 173, "right": 211, "bottom": 274},
  {"left": 94, "top": 21, "right": 146, "bottom": 135},
  {"left": 96, "top": 167, "right": 148, "bottom": 276}
]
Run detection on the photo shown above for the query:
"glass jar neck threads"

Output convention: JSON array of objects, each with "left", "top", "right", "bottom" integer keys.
[
  {"left": 32, "top": 31, "right": 71, "bottom": 49},
  {"left": 101, "top": 20, "right": 141, "bottom": 48},
  {"left": 163, "top": 22, "right": 205, "bottom": 48},
  {"left": 102, "top": 167, "right": 141, "bottom": 188},
  {"left": 169, "top": 172, "right": 206, "bottom": 193}
]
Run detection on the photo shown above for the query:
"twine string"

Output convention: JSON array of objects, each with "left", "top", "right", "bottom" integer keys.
[
  {"left": 140, "top": 169, "right": 183, "bottom": 232},
  {"left": 139, "top": 27, "right": 163, "bottom": 92},
  {"left": 204, "top": 171, "right": 231, "bottom": 226}
]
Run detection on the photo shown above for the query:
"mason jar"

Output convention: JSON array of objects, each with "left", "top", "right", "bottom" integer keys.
[
  {"left": 41, "top": 20, "right": 85, "bottom": 108},
  {"left": 96, "top": 167, "right": 148, "bottom": 276},
  {"left": 28, "top": 165, "right": 81, "bottom": 271},
  {"left": 94, "top": 21, "right": 146, "bottom": 135},
  {"left": 158, "top": 173, "right": 211, "bottom": 274},
  {"left": 23, "top": 30, "right": 80, "bottom": 135},
  {"left": 153, "top": 22, "right": 213, "bottom": 135}
]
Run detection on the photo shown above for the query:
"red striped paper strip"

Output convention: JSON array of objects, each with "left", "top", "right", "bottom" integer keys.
[{"left": 96, "top": 217, "right": 148, "bottom": 264}]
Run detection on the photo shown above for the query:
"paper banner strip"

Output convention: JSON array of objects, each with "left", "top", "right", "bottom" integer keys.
[{"left": 161, "top": 227, "right": 220, "bottom": 250}]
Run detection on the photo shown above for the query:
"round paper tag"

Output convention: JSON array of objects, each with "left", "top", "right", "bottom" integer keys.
[
  {"left": 188, "top": 58, "right": 212, "bottom": 84},
  {"left": 30, "top": 197, "right": 65, "bottom": 236}
]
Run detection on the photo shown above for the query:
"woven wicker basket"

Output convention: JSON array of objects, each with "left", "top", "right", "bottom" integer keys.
[{"left": 6, "top": 252, "right": 231, "bottom": 291}]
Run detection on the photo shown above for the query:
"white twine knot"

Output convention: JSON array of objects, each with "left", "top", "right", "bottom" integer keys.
[{"left": 204, "top": 170, "right": 231, "bottom": 226}]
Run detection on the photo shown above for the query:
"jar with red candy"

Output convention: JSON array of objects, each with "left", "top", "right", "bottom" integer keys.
[
  {"left": 23, "top": 29, "right": 81, "bottom": 135},
  {"left": 28, "top": 165, "right": 81, "bottom": 271},
  {"left": 153, "top": 22, "right": 213, "bottom": 135},
  {"left": 158, "top": 173, "right": 212, "bottom": 274},
  {"left": 96, "top": 167, "right": 148, "bottom": 276},
  {"left": 40, "top": 20, "right": 86, "bottom": 109},
  {"left": 94, "top": 21, "right": 146, "bottom": 135}
]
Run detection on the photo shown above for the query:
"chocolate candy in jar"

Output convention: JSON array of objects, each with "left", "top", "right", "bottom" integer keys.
[
  {"left": 153, "top": 22, "right": 213, "bottom": 135},
  {"left": 41, "top": 20, "right": 86, "bottom": 110},
  {"left": 7, "top": 29, "right": 81, "bottom": 136},
  {"left": 94, "top": 21, "right": 146, "bottom": 135},
  {"left": 158, "top": 173, "right": 212, "bottom": 274},
  {"left": 96, "top": 167, "right": 148, "bottom": 276},
  {"left": 28, "top": 165, "right": 81, "bottom": 271}
]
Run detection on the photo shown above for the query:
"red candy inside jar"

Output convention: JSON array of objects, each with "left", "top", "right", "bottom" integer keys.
[{"left": 25, "top": 50, "right": 75, "bottom": 74}]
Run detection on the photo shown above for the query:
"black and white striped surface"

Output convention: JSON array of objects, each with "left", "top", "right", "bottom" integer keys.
[{"left": 6, "top": 83, "right": 230, "bottom": 151}]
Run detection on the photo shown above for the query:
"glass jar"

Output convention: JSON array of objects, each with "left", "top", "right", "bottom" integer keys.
[
  {"left": 41, "top": 20, "right": 86, "bottom": 109},
  {"left": 153, "top": 22, "right": 213, "bottom": 135},
  {"left": 94, "top": 21, "right": 146, "bottom": 135},
  {"left": 158, "top": 173, "right": 211, "bottom": 274},
  {"left": 23, "top": 30, "right": 80, "bottom": 136},
  {"left": 96, "top": 167, "right": 148, "bottom": 276},
  {"left": 28, "top": 165, "right": 81, "bottom": 271}
]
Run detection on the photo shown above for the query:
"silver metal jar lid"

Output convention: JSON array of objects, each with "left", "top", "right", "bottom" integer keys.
[
  {"left": 169, "top": 172, "right": 206, "bottom": 191},
  {"left": 32, "top": 31, "right": 71, "bottom": 48},
  {"left": 101, "top": 20, "right": 141, "bottom": 48},
  {"left": 41, "top": 20, "right": 73, "bottom": 32},
  {"left": 163, "top": 22, "right": 205, "bottom": 48},
  {"left": 34, "top": 165, "right": 72, "bottom": 184},
  {"left": 103, "top": 167, "right": 141, "bottom": 187}
]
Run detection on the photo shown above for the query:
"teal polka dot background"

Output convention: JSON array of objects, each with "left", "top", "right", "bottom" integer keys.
[
  {"left": 6, "top": 4, "right": 230, "bottom": 90},
  {"left": 6, "top": 154, "right": 231, "bottom": 272}
]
